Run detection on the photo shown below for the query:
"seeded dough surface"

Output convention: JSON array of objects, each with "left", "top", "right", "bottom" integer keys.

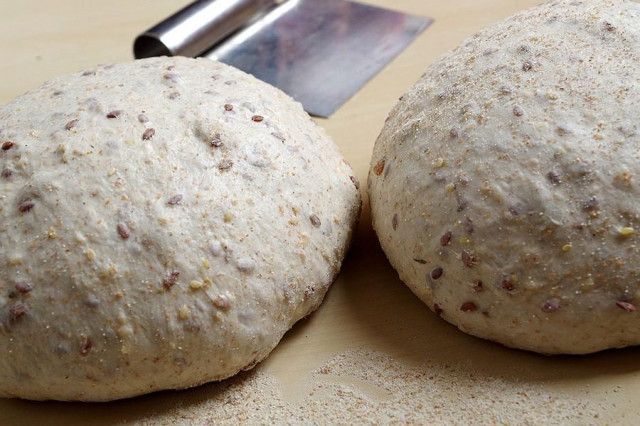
[
  {"left": 369, "top": 0, "right": 640, "bottom": 354},
  {"left": 0, "top": 56, "right": 360, "bottom": 401}
]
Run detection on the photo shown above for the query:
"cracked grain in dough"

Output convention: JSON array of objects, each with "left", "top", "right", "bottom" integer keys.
[
  {"left": 368, "top": 0, "right": 640, "bottom": 354},
  {"left": 0, "top": 56, "right": 360, "bottom": 401}
]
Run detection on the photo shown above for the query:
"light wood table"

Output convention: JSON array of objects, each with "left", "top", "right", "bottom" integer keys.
[{"left": 1, "top": 1, "right": 639, "bottom": 424}]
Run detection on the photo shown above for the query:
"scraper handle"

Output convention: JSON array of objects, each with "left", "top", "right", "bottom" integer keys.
[{"left": 134, "top": 0, "right": 278, "bottom": 59}]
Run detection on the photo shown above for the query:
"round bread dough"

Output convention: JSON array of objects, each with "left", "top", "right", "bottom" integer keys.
[
  {"left": 0, "top": 57, "right": 360, "bottom": 401},
  {"left": 369, "top": 0, "right": 640, "bottom": 354}
]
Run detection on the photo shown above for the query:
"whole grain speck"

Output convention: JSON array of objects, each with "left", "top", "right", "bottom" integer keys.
[
  {"left": 431, "top": 267, "right": 443, "bottom": 280},
  {"left": 461, "top": 250, "right": 478, "bottom": 268},
  {"left": 582, "top": 197, "right": 598, "bottom": 210},
  {"left": 616, "top": 301, "right": 636, "bottom": 312},
  {"left": 213, "top": 295, "right": 231, "bottom": 310},
  {"left": 163, "top": 271, "right": 180, "bottom": 291},
  {"left": 499, "top": 85, "right": 514, "bottom": 95},
  {"left": 434, "top": 303, "right": 443, "bottom": 316},
  {"left": 106, "top": 110, "right": 124, "bottom": 119},
  {"left": 502, "top": 279, "right": 515, "bottom": 291},
  {"left": 210, "top": 133, "right": 223, "bottom": 147},
  {"left": 18, "top": 200, "right": 35, "bottom": 213},
  {"left": 618, "top": 227, "right": 635, "bottom": 237},
  {"left": 2, "top": 141, "right": 14, "bottom": 151},
  {"left": 167, "top": 194, "right": 183, "bottom": 205},
  {"left": 224, "top": 104, "right": 233, "bottom": 111},
  {"left": 310, "top": 214, "right": 321, "bottom": 227},
  {"left": 219, "top": 159, "right": 233, "bottom": 171},
  {"left": 178, "top": 305, "right": 191, "bottom": 320},
  {"left": 9, "top": 303, "right": 28, "bottom": 319},
  {"left": 190, "top": 280, "right": 204, "bottom": 290},
  {"left": 460, "top": 302, "right": 477, "bottom": 312},
  {"left": 142, "top": 128, "right": 156, "bottom": 140},
  {"left": 15, "top": 282, "right": 33, "bottom": 294},
  {"left": 522, "top": 61, "right": 533, "bottom": 71},
  {"left": 163, "top": 72, "right": 183, "bottom": 84},
  {"left": 85, "top": 249, "right": 96, "bottom": 261},
  {"left": 271, "top": 132, "right": 286, "bottom": 142},
  {"left": 79, "top": 336, "right": 92, "bottom": 356},
  {"left": 542, "top": 299, "right": 560, "bottom": 313},
  {"left": 463, "top": 218, "right": 475, "bottom": 234},
  {"left": 547, "top": 170, "right": 562, "bottom": 184},
  {"left": 392, "top": 213, "right": 399, "bottom": 230},
  {"left": 252, "top": 115, "right": 264, "bottom": 122},
  {"left": 440, "top": 231, "right": 452, "bottom": 246},
  {"left": 84, "top": 295, "right": 101, "bottom": 308},
  {"left": 373, "top": 158, "right": 386, "bottom": 176},
  {"left": 117, "top": 222, "right": 131, "bottom": 239},
  {"left": 512, "top": 105, "right": 524, "bottom": 117},
  {"left": 350, "top": 175, "right": 360, "bottom": 189},
  {"left": 65, "top": 119, "right": 79, "bottom": 130}
]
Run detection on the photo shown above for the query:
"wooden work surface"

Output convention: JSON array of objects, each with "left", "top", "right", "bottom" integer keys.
[{"left": 2, "top": 1, "right": 640, "bottom": 424}]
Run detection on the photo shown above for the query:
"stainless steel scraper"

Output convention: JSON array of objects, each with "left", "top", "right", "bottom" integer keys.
[{"left": 134, "top": 0, "right": 432, "bottom": 117}]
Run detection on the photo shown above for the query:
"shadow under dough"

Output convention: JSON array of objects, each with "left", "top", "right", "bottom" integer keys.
[
  {"left": 0, "top": 367, "right": 264, "bottom": 426},
  {"left": 339, "top": 204, "right": 640, "bottom": 386}
]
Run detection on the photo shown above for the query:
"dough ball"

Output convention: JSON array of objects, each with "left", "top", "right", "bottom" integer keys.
[
  {"left": 0, "top": 57, "right": 360, "bottom": 401},
  {"left": 369, "top": 0, "right": 640, "bottom": 354}
]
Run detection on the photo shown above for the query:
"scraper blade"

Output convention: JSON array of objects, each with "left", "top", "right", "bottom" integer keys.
[{"left": 135, "top": 0, "right": 432, "bottom": 117}]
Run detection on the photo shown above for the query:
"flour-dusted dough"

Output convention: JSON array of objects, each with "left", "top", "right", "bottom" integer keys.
[
  {"left": 369, "top": 0, "right": 640, "bottom": 354},
  {"left": 0, "top": 57, "right": 360, "bottom": 401}
]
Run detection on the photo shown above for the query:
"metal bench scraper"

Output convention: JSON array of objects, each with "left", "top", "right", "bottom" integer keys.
[{"left": 134, "top": 0, "right": 432, "bottom": 117}]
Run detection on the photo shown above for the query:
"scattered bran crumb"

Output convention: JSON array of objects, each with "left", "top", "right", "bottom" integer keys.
[{"left": 136, "top": 350, "right": 600, "bottom": 425}]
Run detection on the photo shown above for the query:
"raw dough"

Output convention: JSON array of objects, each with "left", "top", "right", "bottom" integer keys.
[
  {"left": 0, "top": 57, "right": 360, "bottom": 400},
  {"left": 369, "top": 0, "right": 640, "bottom": 354}
]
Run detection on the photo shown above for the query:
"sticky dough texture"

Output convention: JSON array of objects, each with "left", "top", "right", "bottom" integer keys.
[
  {"left": 369, "top": 0, "right": 640, "bottom": 354},
  {"left": 0, "top": 57, "right": 360, "bottom": 401}
]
